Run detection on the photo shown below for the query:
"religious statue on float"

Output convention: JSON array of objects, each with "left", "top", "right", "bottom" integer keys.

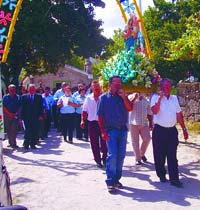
[{"left": 122, "top": 13, "right": 140, "bottom": 51}]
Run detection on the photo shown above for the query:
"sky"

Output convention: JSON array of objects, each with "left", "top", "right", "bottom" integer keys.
[{"left": 94, "top": 0, "right": 154, "bottom": 38}]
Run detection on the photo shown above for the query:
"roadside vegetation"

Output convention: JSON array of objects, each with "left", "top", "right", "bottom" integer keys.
[{"left": 185, "top": 122, "right": 200, "bottom": 134}]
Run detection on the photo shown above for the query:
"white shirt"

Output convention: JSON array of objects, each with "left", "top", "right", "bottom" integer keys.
[
  {"left": 57, "top": 95, "right": 76, "bottom": 114},
  {"left": 189, "top": 76, "right": 195, "bottom": 82},
  {"left": 150, "top": 94, "right": 181, "bottom": 127},
  {"left": 82, "top": 93, "right": 98, "bottom": 121},
  {"left": 185, "top": 75, "right": 195, "bottom": 82}
]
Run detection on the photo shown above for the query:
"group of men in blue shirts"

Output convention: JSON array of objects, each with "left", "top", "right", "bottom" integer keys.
[{"left": 2, "top": 82, "right": 88, "bottom": 149}]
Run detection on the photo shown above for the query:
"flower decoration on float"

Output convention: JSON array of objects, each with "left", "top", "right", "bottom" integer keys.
[
  {"left": 100, "top": 11, "right": 161, "bottom": 93},
  {"left": 101, "top": 46, "right": 160, "bottom": 89}
]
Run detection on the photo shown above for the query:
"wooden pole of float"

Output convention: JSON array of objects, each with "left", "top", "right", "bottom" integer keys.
[{"left": 116, "top": 0, "right": 128, "bottom": 23}]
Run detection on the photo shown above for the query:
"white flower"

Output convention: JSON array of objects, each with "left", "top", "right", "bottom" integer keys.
[
  {"left": 145, "top": 81, "right": 152, "bottom": 88},
  {"left": 132, "top": 80, "right": 138, "bottom": 86}
]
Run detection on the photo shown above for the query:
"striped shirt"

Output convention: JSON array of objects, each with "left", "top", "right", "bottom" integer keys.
[{"left": 129, "top": 96, "right": 152, "bottom": 126}]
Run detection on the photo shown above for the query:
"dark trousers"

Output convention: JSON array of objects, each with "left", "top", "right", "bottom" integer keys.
[
  {"left": 39, "top": 119, "right": 45, "bottom": 139},
  {"left": 88, "top": 120, "right": 107, "bottom": 164},
  {"left": 152, "top": 124, "right": 179, "bottom": 182},
  {"left": 44, "top": 110, "right": 51, "bottom": 137},
  {"left": 23, "top": 119, "right": 40, "bottom": 148},
  {"left": 52, "top": 105, "right": 58, "bottom": 128},
  {"left": 4, "top": 115, "right": 19, "bottom": 147},
  {"left": 75, "top": 113, "right": 88, "bottom": 139},
  {"left": 60, "top": 113, "right": 75, "bottom": 141}
]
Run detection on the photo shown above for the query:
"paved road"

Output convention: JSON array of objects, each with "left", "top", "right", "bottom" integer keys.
[{"left": 2, "top": 128, "right": 200, "bottom": 210}]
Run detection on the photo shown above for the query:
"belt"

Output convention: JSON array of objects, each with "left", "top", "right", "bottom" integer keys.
[
  {"left": 107, "top": 125, "right": 127, "bottom": 130},
  {"left": 155, "top": 124, "right": 175, "bottom": 129}
]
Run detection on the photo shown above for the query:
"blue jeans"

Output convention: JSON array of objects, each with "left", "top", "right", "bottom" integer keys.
[{"left": 105, "top": 128, "right": 127, "bottom": 186}]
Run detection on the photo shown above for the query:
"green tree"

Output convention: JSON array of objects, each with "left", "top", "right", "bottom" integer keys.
[
  {"left": 166, "top": 12, "right": 200, "bottom": 61},
  {"left": 166, "top": 11, "right": 200, "bottom": 81},
  {"left": 1, "top": 0, "right": 108, "bottom": 87},
  {"left": 143, "top": 0, "right": 200, "bottom": 82},
  {"left": 103, "top": 29, "right": 124, "bottom": 59}
]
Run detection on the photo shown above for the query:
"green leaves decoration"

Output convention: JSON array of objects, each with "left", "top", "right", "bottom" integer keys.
[{"left": 101, "top": 46, "right": 156, "bottom": 88}]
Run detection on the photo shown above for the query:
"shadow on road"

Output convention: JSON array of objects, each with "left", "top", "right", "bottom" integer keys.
[{"left": 121, "top": 160, "right": 200, "bottom": 206}]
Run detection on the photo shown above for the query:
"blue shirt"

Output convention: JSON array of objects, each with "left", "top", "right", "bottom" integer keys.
[
  {"left": 42, "top": 97, "right": 48, "bottom": 110},
  {"left": 72, "top": 91, "right": 79, "bottom": 98},
  {"left": 75, "top": 95, "right": 86, "bottom": 114},
  {"left": 53, "top": 89, "right": 65, "bottom": 105},
  {"left": 3, "top": 94, "right": 21, "bottom": 113},
  {"left": 42, "top": 93, "right": 54, "bottom": 110},
  {"left": 58, "top": 95, "right": 77, "bottom": 114},
  {"left": 97, "top": 92, "right": 128, "bottom": 129}
]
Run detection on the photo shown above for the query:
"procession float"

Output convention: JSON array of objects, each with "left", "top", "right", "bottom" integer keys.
[{"left": 100, "top": 0, "right": 161, "bottom": 93}]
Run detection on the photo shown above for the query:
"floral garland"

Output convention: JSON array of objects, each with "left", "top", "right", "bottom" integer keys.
[{"left": 101, "top": 46, "right": 160, "bottom": 89}]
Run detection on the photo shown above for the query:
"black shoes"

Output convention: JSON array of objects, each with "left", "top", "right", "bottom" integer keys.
[
  {"left": 96, "top": 160, "right": 106, "bottom": 169},
  {"left": 135, "top": 160, "right": 142, "bottom": 165},
  {"left": 141, "top": 155, "right": 147, "bottom": 162},
  {"left": 135, "top": 156, "right": 147, "bottom": 165},
  {"left": 107, "top": 185, "right": 115, "bottom": 193},
  {"left": 64, "top": 136, "right": 73, "bottom": 144},
  {"left": 115, "top": 181, "right": 123, "bottom": 189},
  {"left": 107, "top": 181, "right": 124, "bottom": 193},
  {"left": 96, "top": 162, "right": 103, "bottom": 168},
  {"left": 170, "top": 181, "right": 183, "bottom": 188},
  {"left": 68, "top": 140, "right": 73, "bottom": 144},
  {"left": 160, "top": 176, "right": 168, "bottom": 183},
  {"left": 23, "top": 146, "right": 29, "bottom": 152},
  {"left": 159, "top": 177, "right": 183, "bottom": 188},
  {"left": 8, "top": 144, "right": 19, "bottom": 148}
]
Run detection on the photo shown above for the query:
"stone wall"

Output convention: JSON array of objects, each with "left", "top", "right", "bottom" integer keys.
[{"left": 177, "top": 82, "right": 200, "bottom": 122}]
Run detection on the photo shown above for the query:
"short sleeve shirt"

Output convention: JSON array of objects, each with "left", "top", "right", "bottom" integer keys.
[
  {"left": 75, "top": 95, "right": 86, "bottom": 114},
  {"left": 82, "top": 93, "right": 98, "bottom": 121},
  {"left": 58, "top": 95, "right": 76, "bottom": 114},
  {"left": 3, "top": 94, "right": 21, "bottom": 113},
  {"left": 129, "top": 96, "right": 152, "bottom": 126},
  {"left": 150, "top": 94, "right": 181, "bottom": 127},
  {"left": 97, "top": 92, "right": 128, "bottom": 129}
]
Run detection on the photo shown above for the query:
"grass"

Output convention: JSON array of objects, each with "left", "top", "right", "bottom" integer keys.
[{"left": 185, "top": 121, "right": 200, "bottom": 134}]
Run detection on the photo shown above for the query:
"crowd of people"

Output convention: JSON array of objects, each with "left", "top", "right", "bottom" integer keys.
[{"left": 2, "top": 76, "right": 189, "bottom": 193}]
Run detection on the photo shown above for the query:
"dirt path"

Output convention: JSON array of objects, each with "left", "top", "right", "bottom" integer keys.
[{"left": 2, "top": 127, "right": 200, "bottom": 210}]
